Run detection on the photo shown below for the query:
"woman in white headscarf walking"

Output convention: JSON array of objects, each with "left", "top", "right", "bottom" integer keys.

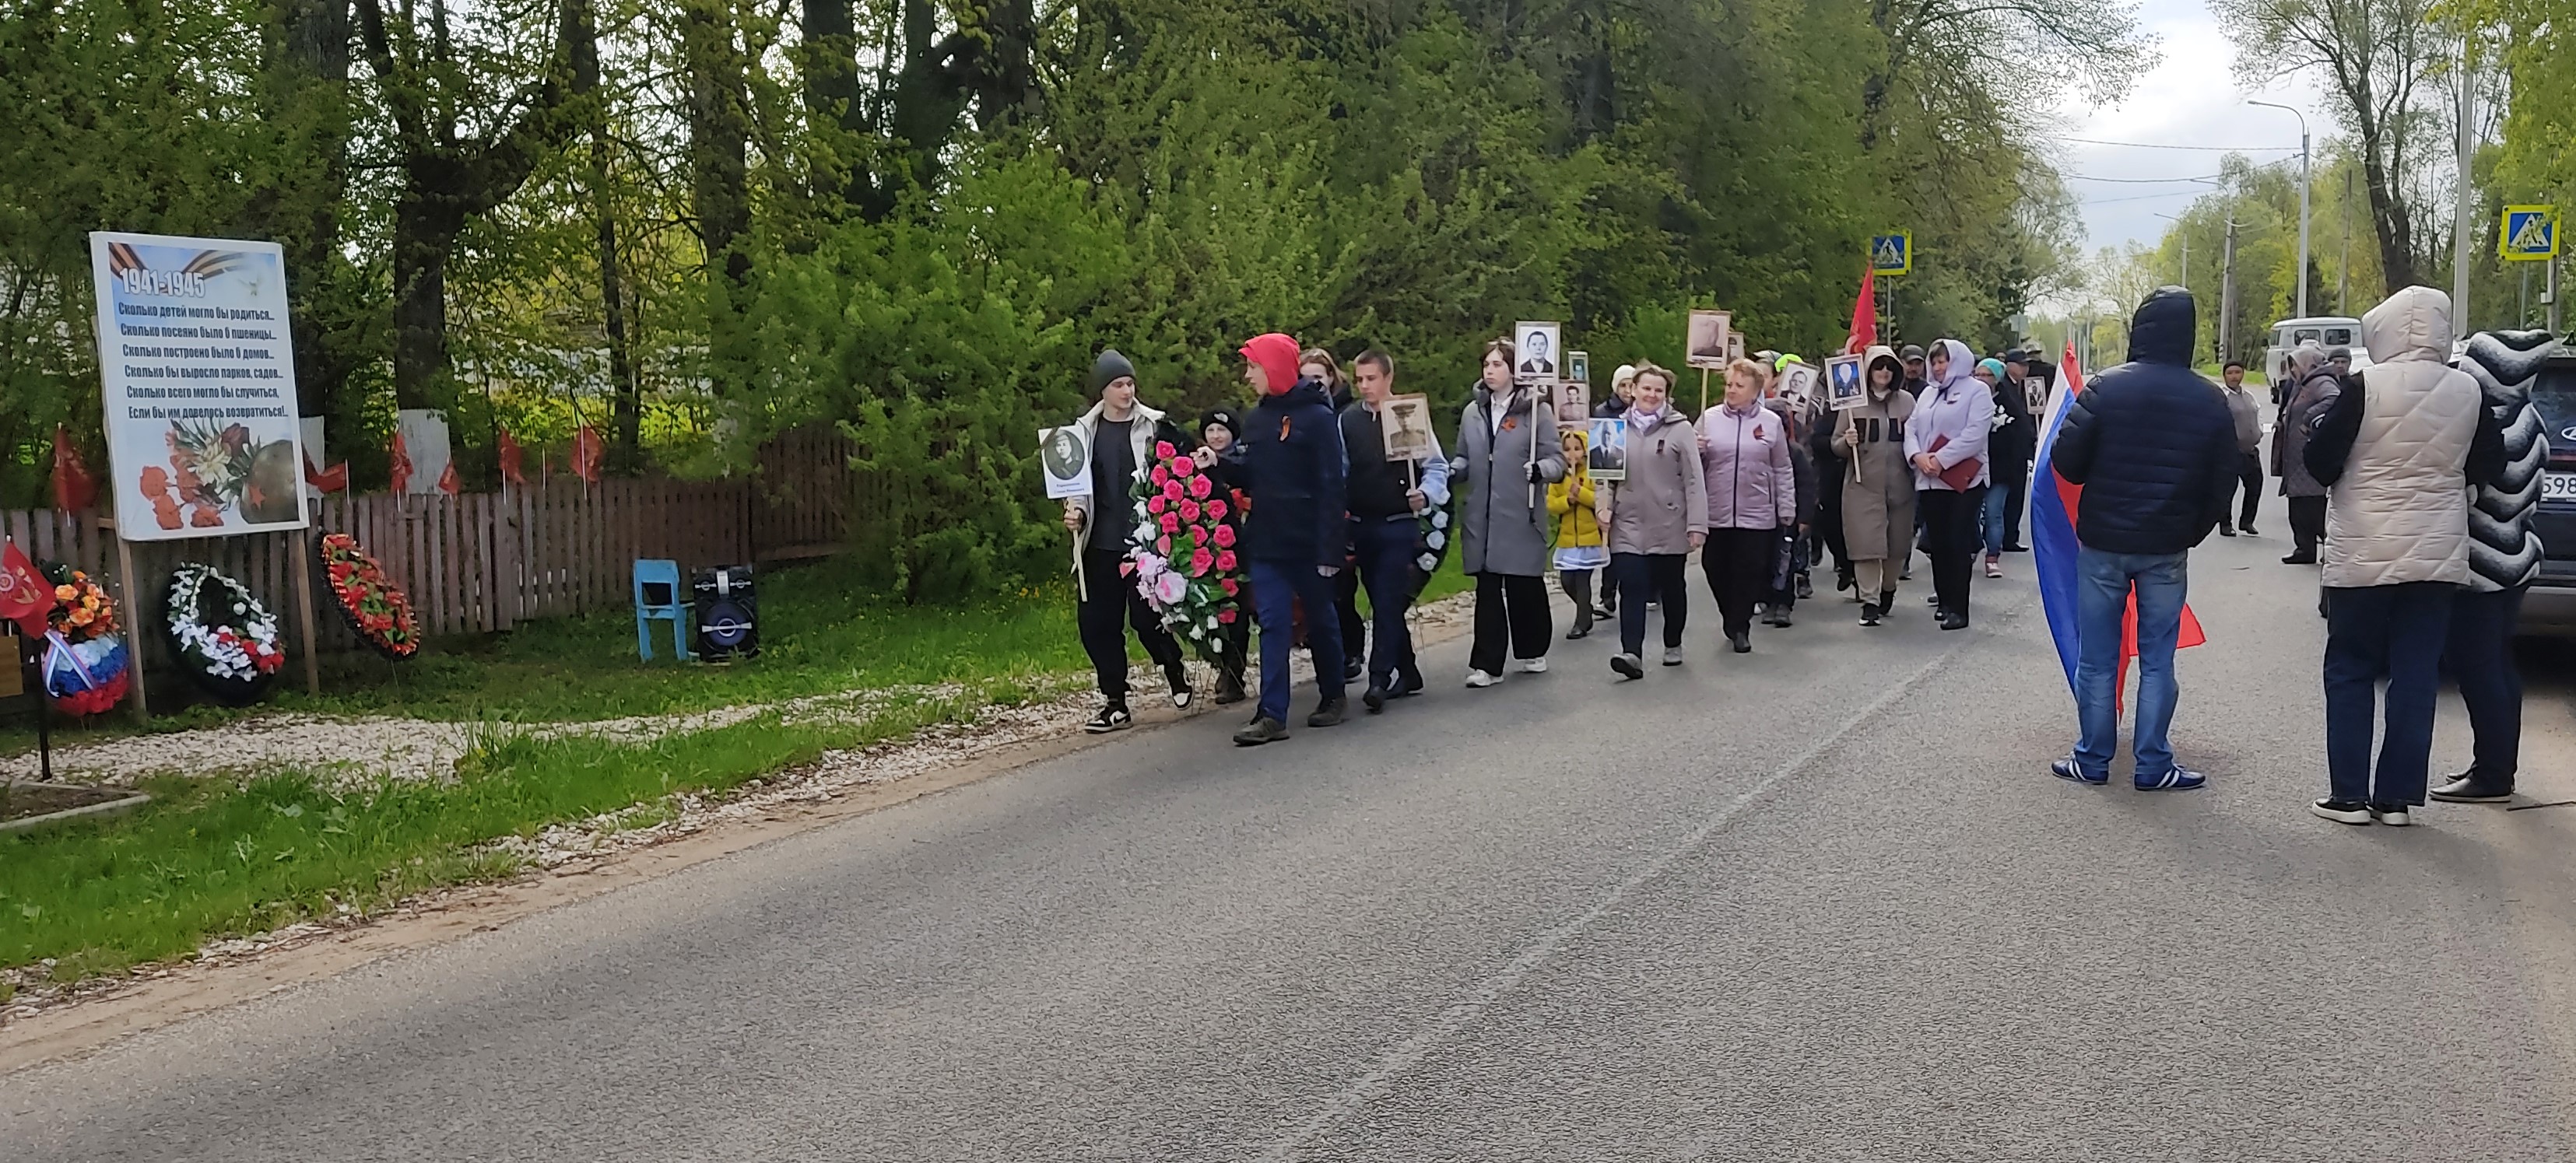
[{"left": 1905, "top": 338, "right": 1991, "bottom": 630}]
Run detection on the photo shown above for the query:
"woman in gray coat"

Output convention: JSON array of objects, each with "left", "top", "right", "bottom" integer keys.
[
  {"left": 1452, "top": 338, "right": 1566, "bottom": 686},
  {"left": 1593, "top": 363, "right": 1707, "bottom": 678},
  {"left": 1830, "top": 345, "right": 1917, "bottom": 625},
  {"left": 2275, "top": 342, "right": 2341, "bottom": 565}
]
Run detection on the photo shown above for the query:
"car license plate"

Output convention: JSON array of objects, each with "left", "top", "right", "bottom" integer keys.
[{"left": 2544, "top": 471, "right": 2576, "bottom": 503}]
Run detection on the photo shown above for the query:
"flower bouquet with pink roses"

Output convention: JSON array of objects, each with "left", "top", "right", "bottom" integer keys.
[{"left": 1123, "top": 439, "right": 1244, "bottom": 655}]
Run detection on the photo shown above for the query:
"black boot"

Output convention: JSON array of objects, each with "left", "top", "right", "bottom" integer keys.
[{"left": 1213, "top": 665, "right": 1247, "bottom": 706}]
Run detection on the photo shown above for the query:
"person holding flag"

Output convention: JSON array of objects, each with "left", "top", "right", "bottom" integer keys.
[{"left": 2038, "top": 287, "right": 2240, "bottom": 792}]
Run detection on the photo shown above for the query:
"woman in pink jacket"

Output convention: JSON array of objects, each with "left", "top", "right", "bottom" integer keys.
[{"left": 1698, "top": 358, "right": 1798, "bottom": 653}]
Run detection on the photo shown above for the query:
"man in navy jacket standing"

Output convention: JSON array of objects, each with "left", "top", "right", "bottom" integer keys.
[
  {"left": 1230, "top": 331, "right": 1349, "bottom": 745},
  {"left": 2048, "top": 287, "right": 2240, "bottom": 791}
]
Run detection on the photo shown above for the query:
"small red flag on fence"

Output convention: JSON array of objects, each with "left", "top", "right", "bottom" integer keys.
[
  {"left": 497, "top": 428, "right": 527, "bottom": 488},
  {"left": 51, "top": 426, "right": 97, "bottom": 513},
  {"left": 571, "top": 425, "right": 604, "bottom": 484},
  {"left": 388, "top": 429, "right": 414, "bottom": 495},
  {"left": 0, "top": 539, "right": 51, "bottom": 638},
  {"left": 304, "top": 457, "right": 349, "bottom": 494}
]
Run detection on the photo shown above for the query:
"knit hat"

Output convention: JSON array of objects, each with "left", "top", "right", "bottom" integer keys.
[
  {"left": 1900, "top": 344, "right": 1926, "bottom": 361},
  {"left": 1201, "top": 408, "right": 1240, "bottom": 440},
  {"left": 1977, "top": 357, "right": 2006, "bottom": 381},
  {"left": 1240, "top": 332, "right": 1301, "bottom": 395},
  {"left": 1090, "top": 349, "right": 1136, "bottom": 393},
  {"left": 1612, "top": 363, "right": 1638, "bottom": 387}
]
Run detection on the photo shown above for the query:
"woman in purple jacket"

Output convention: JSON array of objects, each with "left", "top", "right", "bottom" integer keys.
[
  {"left": 1698, "top": 358, "right": 1798, "bottom": 653},
  {"left": 1905, "top": 338, "right": 1992, "bottom": 630}
]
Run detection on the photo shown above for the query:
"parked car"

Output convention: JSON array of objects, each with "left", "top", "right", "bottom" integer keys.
[
  {"left": 2265, "top": 316, "right": 2374, "bottom": 394},
  {"left": 2520, "top": 346, "right": 2576, "bottom": 636}
]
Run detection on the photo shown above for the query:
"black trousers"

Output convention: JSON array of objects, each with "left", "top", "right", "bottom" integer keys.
[
  {"left": 1078, "top": 548, "right": 1183, "bottom": 705},
  {"left": 1613, "top": 552, "right": 1689, "bottom": 654},
  {"left": 1917, "top": 487, "right": 1985, "bottom": 618},
  {"left": 1335, "top": 566, "right": 1366, "bottom": 667},
  {"left": 2288, "top": 495, "right": 2326, "bottom": 556},
  {"left": 2445, "top": 585, "right": 2527, "bottom": 783},
  {"left": 1998, "top": 468, "right": 2030, "bottom": 548},
  {"left": 1816, "top": 457, "right": 1851, "bottom": 570},
  {"left": 1469, "top": 572, "right": 1552, "bottom": 674},
  {"left": 1560, "top": 568, "right": 1597, "bottom": 635},
  {"left": 2222, "top": 452, "right": 2263, "bottom": 531},
  {"left": 1700, "top": 527, "right": 1774, "bottom": 638}
]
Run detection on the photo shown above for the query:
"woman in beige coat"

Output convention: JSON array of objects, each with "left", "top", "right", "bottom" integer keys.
[
  {"left": 1594, "top": 363, "right": 1708, "bottom": 678},
  {"left": 1831, "top": 345, "right": 1917, "bottom": 626}
]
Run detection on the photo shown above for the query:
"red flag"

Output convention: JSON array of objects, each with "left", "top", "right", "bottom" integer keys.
[
  {"left": 304, "top": 454, "right": 349, "bottom": 494},
  {"left": 570, "top": 425, "right": 603, "bottom": 483},
  {"left": 0, "top": 540, "right": 50, "bottom": 638},
  {"left": 51, "top": 427, "right": 97, "bottom": 513},
  {"left": 1846, "top": 266, "right": 1878, "bottom": 354},
  {"left": 437, "top": 461, "right": 461, "bottom": 496},
  {"left": 497, "top": 428, "right": 528, "bottom": 488},
  {"left": 388, "top": 429, "right": 414, "bottom": 494}
]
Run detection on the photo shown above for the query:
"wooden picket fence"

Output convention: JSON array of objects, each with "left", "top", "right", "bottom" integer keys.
[{"left": 2, "top": 427, "right": 865, "bottom": 702}]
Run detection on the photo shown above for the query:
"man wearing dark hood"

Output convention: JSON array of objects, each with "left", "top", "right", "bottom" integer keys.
[
  {"left": 1227, "top": 332, "right": 1350, "bottom": 745},
  {"left": 2048, "top": 287, "right": 2240, "bottom": 792}
]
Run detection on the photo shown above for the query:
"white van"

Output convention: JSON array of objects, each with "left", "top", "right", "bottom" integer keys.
[{"left": 2264, "top": 316, "right": 2371, "bottom": 388}]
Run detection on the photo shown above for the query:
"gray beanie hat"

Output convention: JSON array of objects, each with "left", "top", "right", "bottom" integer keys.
[{"left": 1090, "top": 349, "right": 1137, "bottom": 393}]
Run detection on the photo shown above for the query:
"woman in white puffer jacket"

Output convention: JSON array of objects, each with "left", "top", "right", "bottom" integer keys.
[{"left": 2301, "top": 285, "right": 2501, "bottom": 828}]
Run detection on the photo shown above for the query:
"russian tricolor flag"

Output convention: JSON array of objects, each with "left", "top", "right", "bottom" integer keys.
[{"left": 2030, "top": 345, "right": 2204, "bottom": 700}]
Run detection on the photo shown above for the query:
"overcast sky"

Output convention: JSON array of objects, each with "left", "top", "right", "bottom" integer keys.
[{"left": 2045, "top": 0, "right": 2328, "bottom": 254}]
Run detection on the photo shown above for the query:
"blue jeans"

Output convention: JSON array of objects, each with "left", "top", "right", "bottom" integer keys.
[
  {"left": 1352, "top": 517, "right": 1421, "bottom": 690},
  {"left": 1250, "top": 558, "right": 1346, "bottom": 724},
  {"left": 1979, "top": 482, "right": 2010, "bottom": 556},
  {"left": 2444, "top": 586, "right": 2526, "bottom": 783},
  {"left": 2070, "top": 548, "right": 2188, "bottom": 779},
  {"left": 2326, "top": 583, "right": 2455, "bottom": 805}
]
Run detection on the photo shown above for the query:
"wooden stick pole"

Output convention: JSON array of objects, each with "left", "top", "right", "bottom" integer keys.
[
  {"left": 109, "top": 520, "right": 149, "bottom": 723},
  {"left": 290, "top": 528, "right": 321, "bottom": 695},
  {"left": 1699, "top": 367, "right": 1711, "bottom": 416}
]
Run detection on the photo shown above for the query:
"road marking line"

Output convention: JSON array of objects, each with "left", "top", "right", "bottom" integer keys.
[{"left": 1251, "top": 601, "right": 2018, "bottom": 1158}]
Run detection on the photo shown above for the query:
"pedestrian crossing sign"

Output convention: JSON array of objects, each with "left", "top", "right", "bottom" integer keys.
[
  {"left": 2500, "top": 205, "right": 2558, "bottom": 261},
  {"left": 1869, "top": 232, "right": 1913, "bottom": 276}
]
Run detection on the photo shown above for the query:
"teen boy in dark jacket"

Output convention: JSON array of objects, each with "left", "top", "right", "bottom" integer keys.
[{"left": 1227, "top": 331, "right": 1349, "bottom": 745}]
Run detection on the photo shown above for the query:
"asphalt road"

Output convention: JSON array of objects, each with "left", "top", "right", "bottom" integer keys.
[{"left": 10, "top": 531, "right": 2576, "bottom": 1161}]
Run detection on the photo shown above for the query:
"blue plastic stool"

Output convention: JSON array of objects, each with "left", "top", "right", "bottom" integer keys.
[{"left": 633, "top": 559, "right": 693, "bottom": 661}]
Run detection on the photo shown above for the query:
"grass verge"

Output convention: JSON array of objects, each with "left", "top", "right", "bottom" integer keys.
[{"left": 0, "top": 680, "right": 1046, "bottom": 985}]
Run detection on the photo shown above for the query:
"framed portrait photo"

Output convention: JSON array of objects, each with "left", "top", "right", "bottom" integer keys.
[
  {"left": 1825, "top": 354, "right": 1868, "bottom": 411},
  {"left": 1686, "top": 310, "right": 1732, "bottom": 370},
  {"left": 1514, "top": 321, "right": 1562, "bottom": 386}
]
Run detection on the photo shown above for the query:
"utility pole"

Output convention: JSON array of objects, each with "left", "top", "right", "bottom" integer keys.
[
  {"left": 2251, "top": 101, "right": 2312, "bottom": 319},
  {"left": 2339, "top": 167, "right": 2353, "bottom": 314},
  {"left": 2219, "top": 219, "right": 2241, "bottom": 366},
  {"left": 2550, "top": 253, "right": 2562, "bottom": 335},
  {"left": 2451, "top": 28, "right": 2476, "bottom": 338}
]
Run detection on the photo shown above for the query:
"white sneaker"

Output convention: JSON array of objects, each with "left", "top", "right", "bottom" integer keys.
[
  {"left": 1515, "top": 656, "right": 1549, "bottom": 674},
  {"left": 2374, "top": 804, "right": 2413, "bottom": 827},
  {"left": 1662, "top": 647, "right": 1684, "bottom": 667},
  {"left": 1465, "top": 669, "right": 1502, "bottom": 688}
]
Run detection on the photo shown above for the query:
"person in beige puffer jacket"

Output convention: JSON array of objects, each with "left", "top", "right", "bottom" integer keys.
[{"left": 2301, "top": 285, "right": 2503, "bottom": 826}]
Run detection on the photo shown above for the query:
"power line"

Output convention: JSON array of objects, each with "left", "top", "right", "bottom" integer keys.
[
  {"left": 2063, "top": 173, "right": 2222, "bottom": 184},
  {"left": 2043, "top": 135, "right": 2301, "bottom": 152},
  {"left": 2073, "top": 190, "right": 2210, "bottom": 205}
]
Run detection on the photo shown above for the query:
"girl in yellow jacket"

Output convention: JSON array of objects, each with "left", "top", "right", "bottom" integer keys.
[{"left": 1549, "top": 429, "right": 1607, "bottom": 639}]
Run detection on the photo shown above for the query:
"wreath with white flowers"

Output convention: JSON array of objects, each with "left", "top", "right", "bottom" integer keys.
[{"left": 165, "top": 562, "right": 286, "bottom": 702}]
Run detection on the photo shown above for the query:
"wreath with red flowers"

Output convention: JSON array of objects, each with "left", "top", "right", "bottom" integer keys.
[{"left": 317, "top": 533, "right": 420, "bottom": 659}]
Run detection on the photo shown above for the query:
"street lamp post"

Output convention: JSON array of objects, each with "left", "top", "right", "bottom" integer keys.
[
  {"left": 2249, "top": 100, "right": 2311, "bottom": 320},
  {"left": 2154, "top": 212, "right": 2189, "bottom": 294}
]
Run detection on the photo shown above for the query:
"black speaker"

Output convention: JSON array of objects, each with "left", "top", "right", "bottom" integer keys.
[{"left": 692, "top": 566, "right": 758, "bottom": 660}]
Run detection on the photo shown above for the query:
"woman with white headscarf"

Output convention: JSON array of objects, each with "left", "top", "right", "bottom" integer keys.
[
  {"left": 1904, "top": 338, "right": 1992, "bottom": 630},
  {"left": 2273, "top": 341, "right": 2340, "bottom": 565}
]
